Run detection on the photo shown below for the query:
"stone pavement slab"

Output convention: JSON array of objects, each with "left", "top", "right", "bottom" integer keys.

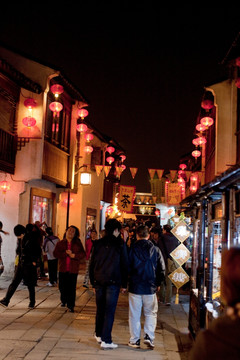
[{"left": 0, "top": 272, "right": 193, "bottom": 359}]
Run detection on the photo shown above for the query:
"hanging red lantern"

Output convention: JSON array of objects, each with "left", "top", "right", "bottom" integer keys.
[
  {"left": 200, "top": 116, "right": 214, "bottom": 128},
  {"left": 77, "top": 108, "right": 89, "bottom": 119},
  {"left": 22, "top": 117, "right": 36, "bottom": 128},
  {"left": 179, "top": 163, "right": 187, "bottom": 170},
  {"left": 201, "top": 99, "right": 214, "bottom": 110},
  {"left": 0, "top": 180, "right": 10, "bottom": 194},
  {"left": 121, "top": 164, "right": 126, "bottom": 171},
  {"left": 106, "top": 156, "right": 115, "bottom": 164},
  {"left": 24, "top": 98, "right": 37, "bottom": 109},
  {"left": 196, "top": 123, "right": 206, "bottom": 132},
  {"left": 192, "top": 150, "right": 201, "bottom": 159},
  {"left": 51, "top": 84, "right": 64, "bottom": 97},
  {"left": 76, "top": 123, "right": 88, "bottom": 133},
  {"left": 106, "top": 146, "right": 115, "bottom": 154},
  {"left": 84, "top": 133, "right": 94, "bottom": 142},
  {"left": 236, "top": 57, "right": 240, "bottom": 67},
  {"left": 192, "top": 136, "right": 206, "bottom": 146},
  {"left": 120, "top": 154, "right": 126, "bottom": 161},
  {"left": 49, "top": 101, "right": 63, "bottom": 117},
  {"left": 84, "top": 145, "right": 93, "bottom": 154}
]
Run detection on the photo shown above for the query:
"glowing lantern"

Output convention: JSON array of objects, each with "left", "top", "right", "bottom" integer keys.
[
  {"left": 120, "top": 154, "right": 126, "bottom": 161},
  {"left": 77, "top": 108, "right": 89, "bottom": 119},
  {"left": 106, "top": 156, "right": 114, "bottom": 164},
  {"left": 121, "top": 164, "right": 126, "bottom": 171},
  {"left": 51, "top": 84, "right": 64, "bottom": 97},
  {"left": 192, "top": 136, "right": 206, "bottom": 146},
  {"left": 22, "top": 117, "right": 36, "bottom": 128},
  {"left": 84, "top": 133, "right": 94, "bottom": 142},
  {"left": 84, "top": 145, "right": 93, "bottom": 154},
  {"left": 24, "top": 98, "right": 37, "bottom": 109},
  {"left": 80, "top": 172, "right": 91, "bottom": 185},
  {"left": 201, "top": 99, "right": 214, "bottom": 110},
  {"left": 190, "top": 173, "right": 199, "bottom": 193},
  {"left": 155, "top": 209, "right": 160, "bottom": 216},
  {"left": 0, "top": 180, "right": 10, "bottom": 194},
  {"left": 178, "top": 170, "right": 185, "bottom": 176},
  {"left": 76, "top": 123, "right": 88, "bottom": 133},
  {"left": 192, "top": 150, "right": 201, "bottom": 159},
  {"left": 236, "top": 57, "right": 240, "bottom": 67},
  {"left": 106, "top": 146, "right": 115, "bottom": 154},
  {"left": 200, "top": 116, "right": 214, "bottom": 128},
  {"left": 179, "top": 163, "right": 187, "bottom": 170},
  {"left": 49, "top": 101, "right": 63, "bottom": 117},
  {"left": 196, "top": 123, "right": 206, "bottom": 132}
]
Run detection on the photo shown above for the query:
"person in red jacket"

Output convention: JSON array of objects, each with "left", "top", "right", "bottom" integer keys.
[{"left": 53, "top": 225, "right": 85, "bottom": 312}]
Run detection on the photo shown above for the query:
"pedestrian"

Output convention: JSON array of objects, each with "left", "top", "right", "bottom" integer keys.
[
  {"left": 158, "top": 224, "right": 179, "bottom": 305},
  {"left": 34, "top": 221, "right": 47, "bottom": 278},
  {"left": 43, "top": 227, "right": 59, "bottom": 286},
  {"left": 89, "top": 218, "right": 128, "bottom": 349},
  {"left": 127, "top": 225, "right": 165, "bottom": 349},
  {"left": 83, "top": 229, "right": 98, "bottom": 288},
  {"left": 53, "top": 225, "right": 85, "bottom": 313},
  {"left": 0, "top": 224, "right": 41, "bottom": 309},
  {"left": 0, "top": 221, "right": 9, "bottom": 275},
  {"left": 189, "top": 247, "right": 240, "bottom": 360}
]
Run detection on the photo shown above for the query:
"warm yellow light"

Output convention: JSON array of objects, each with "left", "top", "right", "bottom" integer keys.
[{"left": 80, "top": 172, "right": 91, "bottom": 185}]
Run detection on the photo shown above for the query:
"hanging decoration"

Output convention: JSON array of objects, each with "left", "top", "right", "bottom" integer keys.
[
  {"left": 22, "top": 98, "right": 37, "bottom": 129},
  {"left": 148, "top": 169, "right": 156, "bottom": 179},
  {"left": 129, "top": 167, "right": 138, "bottom": 179},
  {"left": 190, "top": 173, "right": 199, "bottom": 192},
  {"left": 179, "top": 164, "right": 187, "bottom": 171},
  {"left": 95, "top": 165, "right": 103, "bottom": 176},
  {"left": 121, "top": 164, "right": 126, "bottom": 172},
  {"left": 170, "top": 170, "right": 177, "bottom": 181},
  {"left": 51, "top": 84, "right": 64, "bottom": 98},
  {"left": 200, "top": 116, "right": 214, "bottom": 128},
  {"left": 192, "top": 149, "right": 201, "bottom": 159},
  {"left": 120, "top": 154, "right": 126, "bottom": 161},
  {"left": 0, "top": 179, "right": 10, "bottom": 204},
  {"left": 84, "top": 133, "right": 94, "bottom": 142},
  {"left": 201, "top": 99, "right": 214, "bottom": 111},
  {"left": 192, "top": 136, "right": 206, "bottom": 146},
  {"left": 115, "top": 166, "right": 123, "bottom": 177},
  {"left": 77, "top": 108, "right": 89, "bottom": 119},
  {"left": 84, "top": 145, "right": 93, "bottom": 154},
  {"left": 49, "top": 101, "right": 63, "bottom": 118},
  {"left": 24, "top": 98, "right": 37, "bottom": 109},
  {"left": 22, "top": 117, "right": 36, "bottom": 128},
  {"left": 106, "top": 146, "right": 115, "bottom": 154},
  {"left": 118, "top": 185, "right": 136, "bottom": 213},
  {"left": 106, "top": 156, "right": 115, "bottom": 165},
  {"left": 104, "top": 166, "right": 111, "bottom": 177},
  {"left": 156, "top": 169, "right": 164, "bottom": 180},
  {"left": 76, "top": 123, "right": 88, "bottom": 133},
  {"left": 196, "top": 123, "right": 206, "bottom": 132}
]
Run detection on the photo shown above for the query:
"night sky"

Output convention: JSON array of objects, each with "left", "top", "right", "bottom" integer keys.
[{"left": 0, "top": 4, "right": 239, "bottom": 192}]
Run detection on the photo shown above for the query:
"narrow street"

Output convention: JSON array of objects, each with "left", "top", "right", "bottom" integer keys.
[{"left": 0, "top": 267, "right": 193, "bottom": 360}]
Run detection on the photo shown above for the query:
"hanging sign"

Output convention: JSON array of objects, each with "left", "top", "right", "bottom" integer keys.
[
  {"left": 168, "top": 267, "right": 189, "bottom": 289},
  {"left": 166, "top": 183, "right": 181, "bottom": 205},
  {"left": 118, "top": 185, "right": 136, "bottom": 213},
  {"left": 171, "top": 220, "right": 191, "bottom": 243},
  {"left": 170, "top": 243, "right": 190, "bottom": 267}
]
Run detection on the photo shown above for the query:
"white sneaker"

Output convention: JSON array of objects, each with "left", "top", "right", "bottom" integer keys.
[
  {"left": 46, "top": 282, "right": 53, "bottom": 287},
  {"left": 94, "top": 335, "right": 101, "bottom": 343},
  {"left": 100, "top": 341, "right": 118, "bottom": 349}
]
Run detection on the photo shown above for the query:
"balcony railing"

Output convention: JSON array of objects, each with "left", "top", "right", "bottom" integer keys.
[{"left": 0, "top": 128, "right": 17, "bottom": 174}]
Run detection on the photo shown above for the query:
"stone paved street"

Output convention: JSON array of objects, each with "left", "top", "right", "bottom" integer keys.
[{"left": 0, "top": 269, "right": 193, "bottom": 360}]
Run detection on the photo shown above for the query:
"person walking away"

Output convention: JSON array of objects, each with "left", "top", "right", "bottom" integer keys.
[
  {"left": 158, "top": 224, "right": 179, "bottom": 305},
  {"left": 89, "top": 219, "right": 129, "bottom": 349},
  {"left": 43, "top": 227, "right": 59, "bottom": 286},
  {"left": 0, "top": 224, "right": 41, "bottom": 309},
  {"left": 0, "top": 221, "right": 9, "bottom": 275},
  {"left": 83, "top": 229, "right": 98, "bottom": 288},
  {"left": 34, "top": 221, "right": 47, "bottom": 278},
  {"left": 190, "top": 247, "right": 240, "bottom": 359},
  {"left": 127, "top": 225, "right": 165, "bottom": 349},
  {"left": 53, "top": 225, "right": 85, "bottom": 313}
]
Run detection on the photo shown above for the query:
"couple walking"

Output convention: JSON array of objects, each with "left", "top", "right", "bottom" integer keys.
[{"left": 89, "top": 219, "right": 165, "bottom": 350}]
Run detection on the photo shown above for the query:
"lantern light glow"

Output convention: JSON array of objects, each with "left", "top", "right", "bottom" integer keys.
[
  {"left": 50, "top": 84, "right": 64, "bottom": 97},
  {"left": 84, "top": 145, "right": 93, "bottom": 154},
  {"left": 22, "top": 117, "right": 36, "bottom": 128},
  {"left": 77, "top": 123, "right": 88, "bottom": 133},
  {"left": 106, "top": 146, "right": 115, "bottom": 154},
  {"left": 200, "top": 116, "right": 214, "bottom": 128},
  {"left": 77, "top": 108, "right": 89, "bottom": 119}
]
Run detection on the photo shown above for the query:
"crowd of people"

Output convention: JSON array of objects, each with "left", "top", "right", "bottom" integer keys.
[{"left": 0, "top": 217, "right": 188, "bottom": 350}]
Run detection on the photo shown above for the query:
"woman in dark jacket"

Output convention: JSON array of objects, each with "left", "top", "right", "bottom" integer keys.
[
  {"left": 53, "top": 225, "right": 85, "bottom": 313},
  {"left": 89, "top": 219, "right": 128, "bottom": 349}
]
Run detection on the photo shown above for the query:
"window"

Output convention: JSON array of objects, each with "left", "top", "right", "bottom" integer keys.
[{"left": 29, "top": 188, "right": 56, "bottom": 229}]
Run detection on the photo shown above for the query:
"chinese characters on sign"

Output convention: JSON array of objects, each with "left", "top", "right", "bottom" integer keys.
[
  {"left": 118, "top": 185, "right": 136, "bottom": 213},
  {"left": 167, "top": 183, "right": 181, "bottom": 205}
]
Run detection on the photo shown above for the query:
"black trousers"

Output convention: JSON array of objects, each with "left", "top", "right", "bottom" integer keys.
[
  {"left": 58, "top": 272, "right": 78, "bottom": 309},
  {"left": 4, "top": 263, "right": 36, "bottom": 305},
  {"left": 47, "top": 259, "right": 58, "bottom": 284}
]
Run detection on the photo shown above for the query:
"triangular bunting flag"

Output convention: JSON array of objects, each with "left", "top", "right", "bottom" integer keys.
[
  {"left": 170, "top": 170, "right": 177, "bottom": 181},
  {"left": 95, "top": 165, "right": 103, "bottom": 176},
  {"left": 129, "top": 167, "right": 138, "bottom": 179},
  {"left": 115, "top": 166, "right": 123, "bottom": 177},
  {"left": 185, "top": 171, "right": 192, "bottom": 181},
  {"left": 156, "top": 169, "right": 164, "bottom": 180},
  {"left": 148, "top": 169, "right": 156, "bottom": 179},
  {"left": 104, "top": 166, "right": 111, "bottom": 177}
]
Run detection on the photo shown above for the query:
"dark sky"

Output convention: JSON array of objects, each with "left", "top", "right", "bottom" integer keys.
[{"left": 0, "top": 4, "right": 239, "bottom": 192}]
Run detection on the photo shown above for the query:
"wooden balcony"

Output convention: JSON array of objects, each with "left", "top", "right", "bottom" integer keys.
[{"left": 0, "top": 128, "right": 17, "bottom": 174}]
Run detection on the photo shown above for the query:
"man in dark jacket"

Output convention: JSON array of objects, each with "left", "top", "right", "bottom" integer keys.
[
  {"left": 128, "top": 225, "right": 165, "bottom": 349},
  {"left": 89, "top": 219, "right": 128, "bottom": 350}
]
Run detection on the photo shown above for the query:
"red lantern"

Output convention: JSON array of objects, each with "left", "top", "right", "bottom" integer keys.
[
  {"left": 49, "top": 101, "right": 63, "bottom": 117},
  {"left": 84, "top": 145, "right": 93, "bottom": 154},
  {"left": 22, "top": 117, "right": 36, "bottom": 128},
  {"left": 121, "top": 164, "right": 126, "bottom": 171},
  {"left": 201, "top": 99, "right": 214, "bottom": 110},
  {"left": 179, "top": 163, "right": 187, "bottom": 170},
  {"left": 200, "top": 116, "right": 214, "bottom": 128},
  {"left": 51, "top": 84, "right": 64, "bottom": 97},
  {"left": 106, "top": 156, "right": 114, "bottom": 164},
  {"left": 155, "top": 209, "right": 160, "bottom": 216},
  {"left": 106, "top": 146, "right": 115, "bottom": 154},
  {"left": 192, "top": 150, "right": 201, "bottom": 159},
  {"left": 196, "top": 123, "right": 206, "bottom": 132},
  {"left": 76, "top": 123, "right": 88, "bottom": 133},
  {"left": 24, "top": 98, "right": 37, "bottom": 109},
  {"left": 0, "top": 180, "right": 10, "bottom": 194},
  {"left": 120, "top": 154, "right": 126, "bottom": 161},
  {"left": 77, "top": 108, "right": 89, "bottom": 119},
  {"left": 192, "top": 136, "right": 206, "bottom": 146},
  {"left": 84, "top": 133, "right": 94, "bottom": 142},
  {"left": 236, "top": 57, "right": 240, "bottom": 67}
]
